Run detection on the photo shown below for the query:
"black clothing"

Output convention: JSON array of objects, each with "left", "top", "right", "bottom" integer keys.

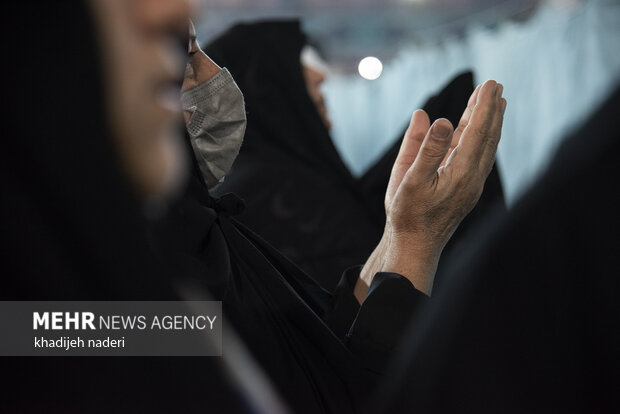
[
  {"left": 1, "top": 3, "right": 243, "bottom": 412},
  {"left": 207, "top": 21, "right": 379, "bottom": 290},
  {"left": 157, "top": 139, "right": 429, "bottom": 413},
  {"left": 0, "top": 7, "right": 426, "bottom": 412},
  {"left": 375, "top": 84, "right": 620, "bottom": 413},
  {"left": 207, "top": 21, "right": 504, "bottom": 290}
]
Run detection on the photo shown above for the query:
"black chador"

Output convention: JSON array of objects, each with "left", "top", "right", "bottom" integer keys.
[
  {"left": 207, "top": 21, "right": 505, "bottom": 290},
  {"left": 374, "top": 85, "right": 620, "bottom": 413},
  {"left": 155, "top": 130, "right": 429, "bottom": 413}
]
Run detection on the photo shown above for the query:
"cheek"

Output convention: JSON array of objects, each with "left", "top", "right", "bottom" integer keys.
[
  {"left": 113, "top": 104, "right": 182, "bottom": 197},
  {"left": 143, "top": 141, "right": 172, "bottom": 196},
  {"left": 129, "top": 132, "right": 174, "bottom": 197},
  {"left": 138, "top": 125, "right": 186, "bottom": 198}
]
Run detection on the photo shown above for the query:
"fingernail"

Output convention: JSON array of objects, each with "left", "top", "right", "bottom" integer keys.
[
  {"left": 497, "top": 83, "right": 503, "bottom": 98},
  {"left": 432, "top": 122, "right": 451, "bottom": 139}
]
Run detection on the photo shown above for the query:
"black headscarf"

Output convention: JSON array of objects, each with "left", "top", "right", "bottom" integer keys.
[
  {"left": 205, "top": 20, "right": 356, "bottom": 185},
  {"left": 155, "top": 21, "right": 497, "bottom": 414},
  {"left": 0, "top": 3, "right": 245, "bottom": 411},
  {"left": 206, "top": 20, "right": 382, "bottom": 289},
  {"left": 206, "top": 21, "right": 500, "bottom": 290}
]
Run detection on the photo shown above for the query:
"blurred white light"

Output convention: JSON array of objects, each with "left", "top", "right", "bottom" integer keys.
[{"left": 358, "top": 56, "right": 383, "bottom": 80}]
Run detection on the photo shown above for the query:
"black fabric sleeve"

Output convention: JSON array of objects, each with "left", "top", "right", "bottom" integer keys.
[
  {"left": 325, "top": 266, "right": 429, "bottom": 373},
  {"left": 323, "top": 266, "right": 363, "bottom": 340},
  {"left": 232, "top": 218, "right": 428, "bottom": 372}
]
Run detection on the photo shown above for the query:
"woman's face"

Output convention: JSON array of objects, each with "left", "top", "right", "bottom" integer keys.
[
  {"left": 181, "top": 21, "right": 222, "bottom": 122},
  {"left": 182, "top": 21, "right": 221, "bottom": 93},
  {"left": 90, "top": 0, "right": 191, "bottom": 198}
]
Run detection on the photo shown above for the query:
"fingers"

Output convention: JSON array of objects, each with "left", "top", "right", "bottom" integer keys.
[
  {"left": 451, "top": 84, "right": 482, "bottom": 149},
  {"left": 449, "top": 80, "right": 504, "bottom": 176},
  {"left": 386, "top": 110, "right": 430, "bottom": 205},
  {"left": 407, "top": 118, "right": 454, "bottom": 184},
  {"left": 478, "top": 82, "right": 505, "bottom": 177},
  {"left": 397, "top": 110, "right": 431, "bottom": 166},
  {"left": 440, "top": 83, "right": 482, "bottom": 168},
  {"left": 480, "top": 94, "right": 507, "bottom": 177}
]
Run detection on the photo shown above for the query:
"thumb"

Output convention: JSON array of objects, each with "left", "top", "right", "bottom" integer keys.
[{"left": 408, "top": 118, "right": 453, "bottom": 183}]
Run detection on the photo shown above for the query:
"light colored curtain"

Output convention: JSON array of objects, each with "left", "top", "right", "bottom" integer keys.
[{"left": 324, "top": 0, "right": 620, "bottom": 204}]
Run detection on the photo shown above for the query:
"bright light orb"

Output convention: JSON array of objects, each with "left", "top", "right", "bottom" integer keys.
[{"left": 358, "top": 56, "right": 383, "bottom": 80}]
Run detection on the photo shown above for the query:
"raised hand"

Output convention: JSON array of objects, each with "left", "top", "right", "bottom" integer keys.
[{"left": 356, "top": 80, "right": 506, "bottom": 301}]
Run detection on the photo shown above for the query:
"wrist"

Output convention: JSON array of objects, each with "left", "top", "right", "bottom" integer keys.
[
  {"left": 382, "top": 232, "right": 440, "bottom": 296},
  {"left": 356, "top": 228, "right": 390, "bottom": 303},
  {"left": 357, "top": 223, "right": 442, "bottom": 303}
]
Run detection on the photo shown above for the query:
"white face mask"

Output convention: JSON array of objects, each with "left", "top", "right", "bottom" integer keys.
[{"left": 181, "top": 68, "right": 247, "bottom": 190}]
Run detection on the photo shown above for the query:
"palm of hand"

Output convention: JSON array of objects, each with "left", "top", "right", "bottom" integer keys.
[
  {"left": 384, "top": 80, "right": 506, "bottom": 252},
  {"left": 355, "top": 80, "right": 505, "bottom": 300}
]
